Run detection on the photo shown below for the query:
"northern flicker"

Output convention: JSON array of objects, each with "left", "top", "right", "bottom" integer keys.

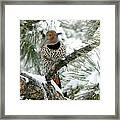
[{"left": 41, "top": 30, "right": 66, "bottom": 88}]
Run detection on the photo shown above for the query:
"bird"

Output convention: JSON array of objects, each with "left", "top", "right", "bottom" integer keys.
[{"left": 40, "top": 30, "right": 66, "bottom": 88}]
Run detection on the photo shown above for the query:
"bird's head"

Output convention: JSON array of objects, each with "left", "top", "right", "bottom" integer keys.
[{"left": 46, "top": 30, "right": 62, "bottom": 43}]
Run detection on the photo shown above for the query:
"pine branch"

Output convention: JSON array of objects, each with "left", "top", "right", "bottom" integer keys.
[
  {"left": 75, "top": 83, "right": 100, "bottom": 100},
  {"left": 47, "top": 41, "right": 100, "bottom": 78}
]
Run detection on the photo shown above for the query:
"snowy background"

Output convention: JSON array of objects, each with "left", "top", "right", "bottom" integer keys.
[{"left": 20, "top": 20, "right": 100, "bottom": 100}]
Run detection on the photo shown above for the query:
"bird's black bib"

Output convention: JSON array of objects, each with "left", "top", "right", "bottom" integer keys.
[{"left": 47, "top": 41, "right": 60, "bottom": 50}]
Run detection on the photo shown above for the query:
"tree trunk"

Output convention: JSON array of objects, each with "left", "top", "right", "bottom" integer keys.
[{"left": 20, "top": 72, "right": 66, "bottom": 100}]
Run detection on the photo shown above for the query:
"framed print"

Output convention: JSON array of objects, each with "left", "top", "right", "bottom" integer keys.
[{"left": 0, "top": 0, "right": 120, "bottom": 119}]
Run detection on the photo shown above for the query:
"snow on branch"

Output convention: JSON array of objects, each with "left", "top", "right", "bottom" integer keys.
[
  {"left": 20, "top": 72, "right": 66, "bottom": 100},
  {"left": 47, "top": 41, "right": 100, "bottom": 78}
]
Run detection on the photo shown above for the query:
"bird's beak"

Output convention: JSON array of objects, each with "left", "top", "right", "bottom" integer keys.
[{"left": 56, "top": 33, "right": 62, "bottom": 36}]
